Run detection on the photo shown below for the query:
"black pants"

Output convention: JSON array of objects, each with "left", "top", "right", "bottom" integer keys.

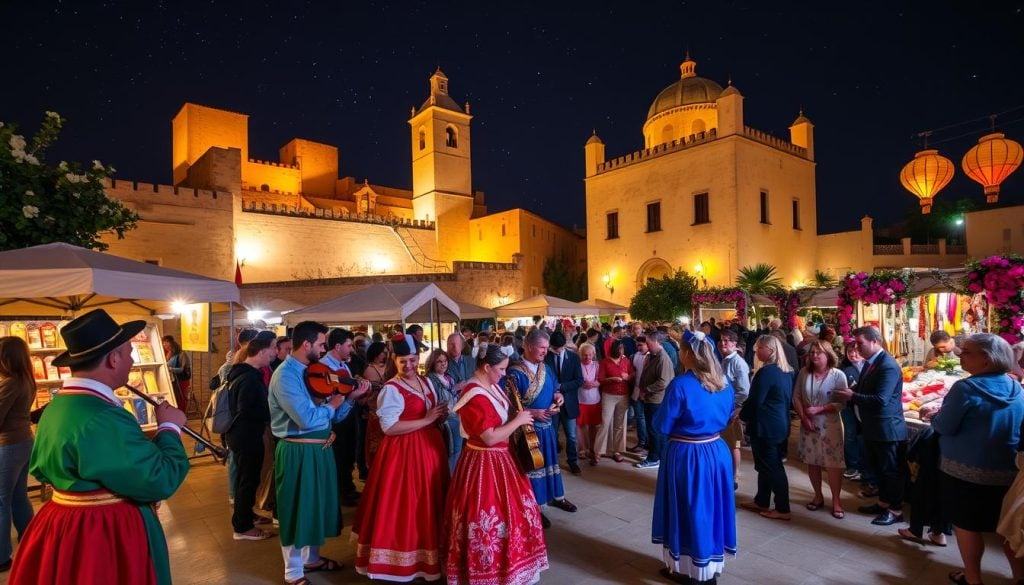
[
  {"left": 751, "top": 436, "right": 790, "bottom": 513},
  {"left": 226, "top": 431, "right": 264, "bottom": 533},
  {"left": 332, "top": 409, "right": 359, "bottom": 495},
  {"left": 864, "top": 439, "right": 905, "bottom": 510}
]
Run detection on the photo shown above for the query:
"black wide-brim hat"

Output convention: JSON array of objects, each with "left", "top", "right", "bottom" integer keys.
[{"left": 52, "top": 308, "right": 147, "bottom": 367}]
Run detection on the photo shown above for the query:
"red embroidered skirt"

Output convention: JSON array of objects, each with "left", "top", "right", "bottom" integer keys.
[
  {"left": 444, "top": 443, "right": 548, "bottom": 585},
  {"left": 9, "top": 489, "right": 156, "bottom": 585}
]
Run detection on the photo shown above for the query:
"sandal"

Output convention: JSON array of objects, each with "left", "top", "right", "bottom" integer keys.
[
  {"left": 613, "top": 453, "right": 625, "bottom": 463},
  {"left": 831, "top": 509, "right": 845, "bottom": 519},
  {"left": 948, "top": 569, "right": 983, "bottom": 585},
  {"left": 805, "top": 500, "right": 824, "bottom": 511},
  {"left": 928, "top": 532, "right": 948, "bottom": 547},
  {"left": 285, "top": 578, "right": 311, "bottom": 585},
  {"left": 304, "top": 557, "right": 344, "bottom": 572}
]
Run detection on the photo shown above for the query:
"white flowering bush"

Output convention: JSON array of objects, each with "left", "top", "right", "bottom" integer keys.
[{"left": 0, "top": 112, "right": 138, "bottom": 251}]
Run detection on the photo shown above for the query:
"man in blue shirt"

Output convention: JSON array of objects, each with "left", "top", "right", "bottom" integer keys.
[
  {"left": 270, "top": 321, "right": 369, "bottom": 584},
  {"left": 320, "top": 328, "right": 372, "bottom": 507}
]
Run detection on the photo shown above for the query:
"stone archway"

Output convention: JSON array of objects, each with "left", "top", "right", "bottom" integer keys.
[{"left": 636, "top": 257, "right": 674, "bottom": 291}]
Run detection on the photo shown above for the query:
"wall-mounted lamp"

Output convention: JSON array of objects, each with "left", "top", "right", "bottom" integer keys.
[
  {"left": 496, "top": 291, "right": 511, "bottom": 305},
  {"left": 693, "top": 261, "right": 707, "bottom": 289},
  {"left": 602, "top": 274, "right": 614, "bottom": 296}
]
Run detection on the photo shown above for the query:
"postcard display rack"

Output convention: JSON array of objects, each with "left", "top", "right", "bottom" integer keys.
[{"left": 0, "top": 319, "right": 177, "bottom": 430}]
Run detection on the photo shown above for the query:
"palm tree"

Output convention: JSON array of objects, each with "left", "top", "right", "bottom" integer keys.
[
  {"left": 735, "top": 263, "right": 784, "bottom": 294},
  {"left": 812, "top": 269, "right": 838, "bottom": 289},
  {"left": 735, "top": 263, "right": 784, "bottom": 322}
]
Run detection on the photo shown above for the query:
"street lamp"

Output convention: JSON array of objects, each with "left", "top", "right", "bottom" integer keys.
[
  {"left": 693, "top": 261, "right": 707, "bottom": 289},
  {"left": 602, "top": 274, "right": 614, "bottom": 296}
]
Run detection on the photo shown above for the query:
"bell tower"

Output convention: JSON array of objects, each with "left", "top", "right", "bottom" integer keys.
[{"left": 409, "top": 68, "right": 474, "bottom": 262}]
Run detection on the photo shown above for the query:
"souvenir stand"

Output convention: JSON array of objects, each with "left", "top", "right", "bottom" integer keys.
[
  {"left": 0, "top": 243, "right": 241, "bottom": 431},
  {"left": 283, "top": 283, "right": 474, "bottom": 361},
  {"left": 835, "top": 267, "right": 995, "bottom": 433},
  {"left": 494, "top": 294, "right": 599, "bottom": 331}
]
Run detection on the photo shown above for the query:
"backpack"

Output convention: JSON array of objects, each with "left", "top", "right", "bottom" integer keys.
[{"left": 206, "top": 375, "right": 237, "bottom": 434}]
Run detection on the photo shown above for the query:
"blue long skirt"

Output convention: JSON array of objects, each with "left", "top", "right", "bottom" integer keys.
[
  {"left": 526, "top": 421, "right": 564, "bottom": 505},
  {"left": 652, "top": 438, "right": 737, "bottom": 581}
]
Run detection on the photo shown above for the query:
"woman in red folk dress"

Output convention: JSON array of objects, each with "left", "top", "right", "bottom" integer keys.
[
  {"left": 353, "top": 334, "right": 449, "bottom": 582},
  {"left": 445, "top": 344, "right": 549, "bottom": 585}
]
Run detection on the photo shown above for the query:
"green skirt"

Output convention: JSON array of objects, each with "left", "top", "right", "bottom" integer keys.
[{"left": 275, "top": 428, "right": 340, "bottom": 547}]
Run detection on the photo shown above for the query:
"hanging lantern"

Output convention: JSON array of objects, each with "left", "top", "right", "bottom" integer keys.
[
  {"left": 962, "top": 132, "right": 1023, "bottom": 204},
  {"left": 900, "top": 149, "right": 954, "bottom": 214}
]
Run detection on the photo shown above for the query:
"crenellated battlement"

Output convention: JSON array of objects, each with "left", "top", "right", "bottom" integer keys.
[
  {"left": 595, "top": 125, "right": 809, "bottom": 175},
  {"left": 452, "top": 260, "right": 519, "bottom": 271},
  {"left": 595, "top": 128, "right": 720, "bottom": 174},
  {"left": 103, "top": 177, "right": 230, "bottom": 201},
  {"left": 241, "top": 198, "right": 436, "bottom": 230},
  {"left": 742, "top": 126, "right": 808, "bottom": 158},
  {"left": 247, "top": 158, "right": 298, "bottom": 170}
]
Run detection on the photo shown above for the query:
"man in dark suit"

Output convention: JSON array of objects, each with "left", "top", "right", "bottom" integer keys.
[
  {"left": 545, "top": 331, "right": 584, "bottom": 475},
  {"left": 834, "top": 325, "right": 907, "bottom": 525}
]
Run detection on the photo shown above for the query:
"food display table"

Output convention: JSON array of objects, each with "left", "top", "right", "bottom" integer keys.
[{"left": 901, "top": 365, "right": 966, "bottom": 430}]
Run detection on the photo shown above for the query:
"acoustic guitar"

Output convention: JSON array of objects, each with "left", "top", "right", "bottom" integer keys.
[
  {"left": 305, "top": 362, "right": 359, "bottom": 399},
  {"left": 504, "top": 374, "right": 545, "bottom": 473}
]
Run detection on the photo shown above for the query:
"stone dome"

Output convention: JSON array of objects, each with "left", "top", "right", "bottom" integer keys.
[{"left": 646, "top": 57, "right": 723, "bottom": 121}]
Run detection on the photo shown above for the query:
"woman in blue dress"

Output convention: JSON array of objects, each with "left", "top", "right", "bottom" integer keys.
[{"left": 652, "top": 331, "right": 737, "bottom": 585}]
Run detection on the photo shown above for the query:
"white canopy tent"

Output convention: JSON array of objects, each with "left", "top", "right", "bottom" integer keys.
[
  {"left": 581, "top": 297, "right": 629, "bottom": 314},
  {"left": 283, "top": 283, "right": 461, "bottom": 325},
  {"left": 0, "top": 242, "right": 240, "bottom": 317},
  {"left": 494, "top": 294, "right": 599, "bottom": 318},
  {"left": 212, "top": 296, "right": 302, "bottom": 328},
  {"left": 455, "top": 300, "right": 497, "bottom": 321}
]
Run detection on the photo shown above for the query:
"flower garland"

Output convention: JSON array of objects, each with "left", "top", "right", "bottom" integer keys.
[
  {"left": 693, "top": 288, "right": 748, "bottom": 321},
  {"left": 837, "top": 270, "right": 915, "bottom": 342},
  {"left": 769, "top": 291, "right": 802, "bottom": 329},
  {"left": 965, "top": 255, "right": 1024, "bottom": 344}
]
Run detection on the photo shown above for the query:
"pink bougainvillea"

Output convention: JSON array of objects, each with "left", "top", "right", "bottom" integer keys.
[
  {"left": 769, "top": 291, "right": 802, "bottom": 329},
  {"left": 837, "top": 270, "right": 915, "bottom": 342},
  {"left": 965, "top": 255, "right": 1024, "bottom": 345},
  {"left": 693, "top": 288, "right": 748, "bottom": 321}
]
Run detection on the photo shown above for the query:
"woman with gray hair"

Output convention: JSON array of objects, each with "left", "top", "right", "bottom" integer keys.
[
  {"left": 651, "top": 331, "right": 736, "bottom": 585},
  {"left": 932, "top": 333, "right": 1024, "bottom": 585}
]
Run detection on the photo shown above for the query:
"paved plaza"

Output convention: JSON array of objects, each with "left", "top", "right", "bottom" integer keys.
[{"left": 3, "top": 424, "right": 1019, "bottom": 585}]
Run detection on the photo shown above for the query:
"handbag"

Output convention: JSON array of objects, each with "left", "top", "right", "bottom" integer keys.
[{"left": 504, "top": 374, "right": 544, "bottom": 473}]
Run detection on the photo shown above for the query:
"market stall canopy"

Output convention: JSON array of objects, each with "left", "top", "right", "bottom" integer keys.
[
  {"left": 751, "top": 288, "right": 840, "bottom": 308},
  {"left": 494, "top": 294, "right": 600, "bottom": 318},
  {"left": 283, "top": 282, "right": 460, "bottom": 325},
  {"left": 454, "top": 300, "right": 496, "bottom": 320},
  {"left": 582, "top": 298, "right": 629, "bottom": 314},
  {"left": 907, "top": 268, "right": 968, "bottom": 296},
  {"left": 0, "top": 243, "right": 240, "bottom": 317}
]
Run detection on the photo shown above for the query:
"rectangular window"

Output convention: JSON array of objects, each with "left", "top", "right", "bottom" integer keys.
[
  {"left": 501, "top": 224, "right": 506, "bottom": 237},
  {"left": 693, "top": 193, "right": 710, "bottom": 225},
  {"left": 646, "top": 201, "right": 662, "bottom": 233},
  {"left": 532, "top": 224, "right": 536, "bottom": 237},
  {"left": 606, "top": 212, "right": 619, "bottom": 239},
  {"left": 759, "top": 191, "right": 770, "bottom": 224},
  {"left": 792, "top": 199, "right": 801, "bottom": 230}
]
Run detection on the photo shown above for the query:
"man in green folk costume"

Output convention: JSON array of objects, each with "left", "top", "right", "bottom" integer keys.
[{"left": 8, "top": 309, "right": 190, "bottom": 585}]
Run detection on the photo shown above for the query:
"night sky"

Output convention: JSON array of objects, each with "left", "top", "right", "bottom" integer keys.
[{"left": 3, "top": 1, "right": 1023, "bottom": 235}]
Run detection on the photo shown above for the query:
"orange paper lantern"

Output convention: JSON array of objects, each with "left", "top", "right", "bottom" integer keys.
[
  {"left": 900, "top": 149, "right": 954, "bottom": 214},
  {"left": 962, "top": 132, "right": 1022, "bottom": 203}
]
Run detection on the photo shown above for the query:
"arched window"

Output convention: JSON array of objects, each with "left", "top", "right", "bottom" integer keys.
[
  {"left": 691, "top": 119, "right": 706, "bottom": 134},
  {"left": 260, "top": 184, "right": 270, "bottom": 192},
  {"left": 445, "top": 126, "right": 458, "bottom": 148},
  {"left": 660, "top": 124, "right": 674, "bottom": 145},
  {"left": 418, "top": 129, "right": 426, "bottom": 150}
]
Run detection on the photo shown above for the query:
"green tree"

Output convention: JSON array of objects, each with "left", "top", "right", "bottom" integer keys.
[
  {"left": 628, "top": 269, "right": 699, "bottom": 321},
  {"left": 542, "top": 255, "right": 585, "bottom": 301},
  {"left": 0, "top": 112, "right": 138, "bottom": 251}
]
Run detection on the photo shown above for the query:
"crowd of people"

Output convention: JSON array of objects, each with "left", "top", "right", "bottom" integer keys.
[{"left": 4, "top": 310, "right": 1024, "bottom": 584}]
